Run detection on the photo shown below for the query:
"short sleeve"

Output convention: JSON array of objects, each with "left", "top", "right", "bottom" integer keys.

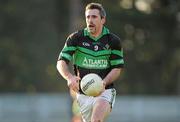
[
  {"left": 109, "top": 34, "right": 124, "bottom": 68},
  {"left": 58, "top": 32, "right": 78, "bottom": 63}
]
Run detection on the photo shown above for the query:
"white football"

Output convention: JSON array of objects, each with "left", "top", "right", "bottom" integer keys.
[{"left": 80, "top": 73, "right": 103, "bottom": 96}]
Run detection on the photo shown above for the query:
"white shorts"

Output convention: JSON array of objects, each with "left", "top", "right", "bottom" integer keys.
[{"left": 76, "top": 88, "right": 116, "bottom": 122}]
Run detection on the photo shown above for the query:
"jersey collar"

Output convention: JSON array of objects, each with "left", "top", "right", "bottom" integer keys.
[{"left": 84, "top": 26, "right": 110, "bottom": 41}]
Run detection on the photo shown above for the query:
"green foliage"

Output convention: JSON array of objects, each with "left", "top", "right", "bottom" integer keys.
[{"left": 0, "top": 0, "right": 68, "bottom": 93}]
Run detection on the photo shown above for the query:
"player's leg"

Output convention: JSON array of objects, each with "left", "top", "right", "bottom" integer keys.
[
  {"left": 76, "top": 93, "right": 94, "bottom": 122},
  {"left": 91, "top": 88, "right": 116, "bottom": 122},
  {"left": 72, "top": 99, "right": 82, "bottom": 122},
  {"left": 91, "top": 98, "right": 111, "bottom": 122}
]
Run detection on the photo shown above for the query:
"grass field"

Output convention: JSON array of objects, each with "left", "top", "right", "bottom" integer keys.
[{"left": 0, "top": 93, "right": 179, "bottom": 122}]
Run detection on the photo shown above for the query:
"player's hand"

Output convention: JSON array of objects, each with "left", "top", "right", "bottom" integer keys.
[
  {"left": 102, "top": 80, "right": 106, "bottom": 91},
  {"left": 67, "top": 75, "right": 81, "bottom": 92},
  {"left": 98, "top": 80, "right": 106, "bottom": 95}
]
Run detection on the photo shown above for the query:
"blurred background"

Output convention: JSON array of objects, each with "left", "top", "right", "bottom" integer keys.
[{"left": 0, "top": 0, "right": 180, "bottom": 122}]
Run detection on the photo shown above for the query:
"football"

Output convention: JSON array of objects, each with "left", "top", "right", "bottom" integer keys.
[{"left": 80, "top": 73, "right": 103, "bottom": 96}]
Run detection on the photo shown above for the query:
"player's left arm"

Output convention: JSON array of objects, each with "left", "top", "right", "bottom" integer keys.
[
  {"left": 103, "top": 68, "right": 122, "bottom": 86},
  {"left": 103, "top": 34, "right": 124, "bottom": 86}
]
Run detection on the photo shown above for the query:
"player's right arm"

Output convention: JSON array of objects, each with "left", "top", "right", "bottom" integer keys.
[
  {"left": 56, "top": 32, "right": 80, "bottom": 92},
  {"left": 57, "top": 60, "right": 80, "bottom": 92}
]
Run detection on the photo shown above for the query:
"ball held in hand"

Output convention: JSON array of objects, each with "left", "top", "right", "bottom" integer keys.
[{"left": 80, "top": 73, "right": 103, "bottom": 96}]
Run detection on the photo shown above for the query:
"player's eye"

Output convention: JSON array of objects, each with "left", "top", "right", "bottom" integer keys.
[
  {"left": 92, "top": 15, "right": 97, "bottom": 18},
  {"left": 86, "top": 15, "right": 98, "bottom": 19},
  {"left": 86, "top": 15, "right": 90, "bottom": 19}
]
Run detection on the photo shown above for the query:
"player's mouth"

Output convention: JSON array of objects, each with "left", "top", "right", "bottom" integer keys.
[{"left": 88, "top": 24, "right": 95, "bottom": 28}]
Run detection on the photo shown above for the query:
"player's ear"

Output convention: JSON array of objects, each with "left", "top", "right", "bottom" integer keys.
[{"left": 101, "top": 17, "right": 106, "bottom": 24}]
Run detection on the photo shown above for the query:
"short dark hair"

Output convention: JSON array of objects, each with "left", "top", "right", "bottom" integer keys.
[{"left": 85, "top": 3, "right": 106, "bottom": 18}]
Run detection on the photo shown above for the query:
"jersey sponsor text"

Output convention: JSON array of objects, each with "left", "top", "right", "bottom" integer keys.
[{"left": 82, "top": 57, "right": 108, "bottom": 68}]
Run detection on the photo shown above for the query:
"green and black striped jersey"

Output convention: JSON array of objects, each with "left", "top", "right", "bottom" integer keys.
[{"left": 58, "top": 27, "right": 124, "bottom": 92}]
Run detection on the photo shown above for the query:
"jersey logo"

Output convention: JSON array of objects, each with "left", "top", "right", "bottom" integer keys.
[
  {"left": 82, "top": 42, "right": 90, "bottom": 47},
  {"left": 94, "top": 45, "right": 99, "bottom": 51},
  {"left": 103, "top": 44, "right": 110, "bottom": 50}
]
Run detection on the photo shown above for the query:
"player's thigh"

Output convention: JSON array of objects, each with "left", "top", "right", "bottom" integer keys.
[{"left": 91, "top": 98, "right": 111, "bottom": 121}]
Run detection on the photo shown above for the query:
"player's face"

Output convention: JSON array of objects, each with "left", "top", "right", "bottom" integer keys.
[{"left": 85, "top": 9, "right": 105, "bottom": 36}]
